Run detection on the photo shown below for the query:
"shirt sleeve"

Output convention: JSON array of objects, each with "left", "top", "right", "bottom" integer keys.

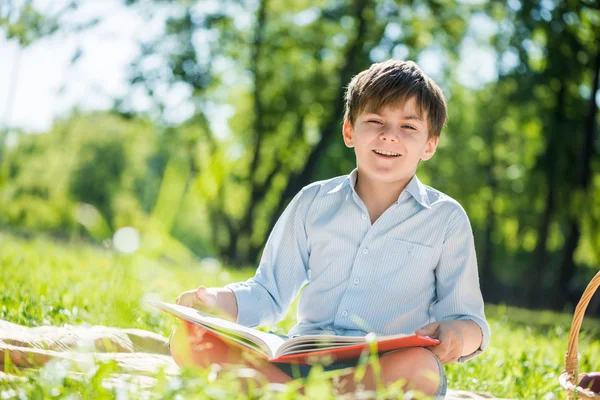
[
  {"left": 431, "top": 204, "right": 491, "bottom": 362},
  {"left": 224, "top": 189, "right": 310, "bottom": 328}
]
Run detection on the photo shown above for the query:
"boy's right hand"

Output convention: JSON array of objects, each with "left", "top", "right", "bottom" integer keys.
[{"left": 176, "top": 286, "right": 218, "bottom": 312}]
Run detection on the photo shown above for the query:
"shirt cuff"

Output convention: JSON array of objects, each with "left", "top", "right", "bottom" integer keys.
[
  {"left": 223, "top": 282, "right": 261, "bottom": 328},
  {"left": 455, "top": 315, "right": 490, "bottom": 363}
]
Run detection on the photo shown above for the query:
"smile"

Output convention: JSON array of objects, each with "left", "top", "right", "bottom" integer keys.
[{"left": 373, "top": 149, "right": 401, "bottom": 157}]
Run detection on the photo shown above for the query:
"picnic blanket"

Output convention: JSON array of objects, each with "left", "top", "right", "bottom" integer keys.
[{"left": 0, "top": 320, "right": 502, "bottom": 399}]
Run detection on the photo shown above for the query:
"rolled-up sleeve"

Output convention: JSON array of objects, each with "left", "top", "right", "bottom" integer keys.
[
  {"left": 225, "top": 189, "right": 310, "bottom": 328},
  {"left": 432, "top": 204, "right": 491, "bottom": 362}
]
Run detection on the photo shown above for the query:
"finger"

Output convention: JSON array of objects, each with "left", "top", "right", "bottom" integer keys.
[
  {"left": 449, "top": 350, "right": 461, "bottom": 364},
  {"left": 176, "top": 296, "right": 180, "bottom": 304},
  {"left": 178, "top": 291, "right": 196, "bottom": 307},
  {"left": 436, "top": 335, "right": 461, "bottom": 364},
  {"left": 439, "top": 347, "right": 460, "bottom": 364},
  {"left": 179, "top": 294, "right": 191, "bottom": 307},
  {"left": 191, "top": 288, "right": 203, "bottom": 309},
  {"left": 438, "top": 339, "right": 461, "bottom": 364},
  {"left": 197, "top": 286, "right": 216, "bottom": 309},
  {"left": 426, "top": 346, "right": 447, "bottom": 365},
  {"left": 431, "top": 340, "right": 451, "bottom": 362},
  {"left": 425, "top": 343, "right": 442, "bottom": 359},
  {"left": 430, "top": 348, "right": 448, "bottom": 365},
  {"left": 415, "top": 323, "right": 439, "bottom": 337},
  {"left": 437, "top": 350, "right": 451, "bottom": 364},
  {"left": 438, "top": 328, "right": 462, "bottom": 363},
  {"left": 195, "top": 286, "right": 208, "bottom": 307}
]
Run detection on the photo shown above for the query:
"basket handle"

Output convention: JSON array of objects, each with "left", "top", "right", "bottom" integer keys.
[{"left": 564, "top": 270, "right": 600, "bottom": 386}]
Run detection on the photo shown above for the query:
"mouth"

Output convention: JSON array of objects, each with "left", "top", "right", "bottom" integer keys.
[{"left": 373, "top": 149, "right": 401, "bottom": 158}]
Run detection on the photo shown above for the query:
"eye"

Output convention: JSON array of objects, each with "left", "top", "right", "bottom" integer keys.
[
  {"left": 402, "top": 125, "right": 416, "bottom": 130},
  {"left": 368, "top": 120, "right": 383, "bottom": 125}
]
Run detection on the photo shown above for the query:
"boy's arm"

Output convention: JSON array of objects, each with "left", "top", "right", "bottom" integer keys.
[
  {"left": 424, "top": 203, "right": 491, "bottom": 363},
  {"left": 213, "top": 288, "right": 238, "bottom": 321},
  {"left": 223, "top": 189, "right": 311, "bottom": 327},
  {"left": 179, "top": 188, "right": 309, "bottom": 326}
]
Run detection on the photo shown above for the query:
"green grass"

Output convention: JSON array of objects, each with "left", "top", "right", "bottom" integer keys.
[{"left": 1, "top": 231, "right": 599, "bottom": 399}]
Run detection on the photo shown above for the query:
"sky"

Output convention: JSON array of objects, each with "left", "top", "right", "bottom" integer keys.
[
  {"left": 0, "top": 0, "right": 156, "bottom": 132},
  {"left": 0, "top": 0, "right": 502, "bottom": 134}
]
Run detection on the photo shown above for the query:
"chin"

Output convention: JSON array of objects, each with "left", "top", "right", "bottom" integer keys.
[{"left": 365, "top": 168, "right": 409, "bottom": 183}]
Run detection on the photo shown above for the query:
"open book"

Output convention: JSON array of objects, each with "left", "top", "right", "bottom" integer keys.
[{"left": 151, "top": 301, "right": 440, "bottom": 365}]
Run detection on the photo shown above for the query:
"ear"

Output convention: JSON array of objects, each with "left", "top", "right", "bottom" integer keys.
[
  {"left": 342, "top": 119, "right": 355, "bottom": 148},
  {"left": 421, "top": 135, "right": 439, "bottom": 161}
]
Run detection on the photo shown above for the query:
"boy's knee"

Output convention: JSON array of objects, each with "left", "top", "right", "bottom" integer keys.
[
  {"left": 170, "top": 322, "right": 249, "bottom": 369},
  {"left": 379, "top": 347, "right": 440, "bottom": 394},
  {"left": 169, "top": 322, "right": 213, "bottom": 367},
  {"left": 168, "top": 322, "right": 190, "bottom": 366}
]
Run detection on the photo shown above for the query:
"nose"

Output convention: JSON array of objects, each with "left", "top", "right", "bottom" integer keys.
[{"left": 379, "top": 127, "right": 399, "bottom": 142}]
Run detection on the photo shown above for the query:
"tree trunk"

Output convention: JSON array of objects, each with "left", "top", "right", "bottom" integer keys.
[
  {"left": 481, "top": 124, "right": 497, "bottom": 298},
  {"left": 264, "top": 0, "right": 372, "bottom": 244},
  {"left": 529, "top": 158, "right": 555, "bottom": 308},
  {"left": 552, "top": 221, "right": 580, "bottom": 310},
  {"left": 529, "top": 85, "right": 565, "bottom": 308},
  {"left": 233, "top": 0, "right": 269, "bottom": 265}
]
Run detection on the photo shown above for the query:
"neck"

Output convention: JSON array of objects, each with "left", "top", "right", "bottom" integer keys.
[{"left": 354, "top": 171, "right": 412, "bottom": 217}]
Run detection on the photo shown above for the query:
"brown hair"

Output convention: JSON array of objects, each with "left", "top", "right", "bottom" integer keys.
[{"left": 343, "top": 60, "right": 447, "bottom": 137}]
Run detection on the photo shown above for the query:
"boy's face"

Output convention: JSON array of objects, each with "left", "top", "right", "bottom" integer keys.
[{"left": 342, "top": 96, "right": 438, "bottom": 185}]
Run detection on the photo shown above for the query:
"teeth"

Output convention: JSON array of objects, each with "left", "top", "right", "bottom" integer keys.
[{"left": 374, "top": 150, "right": 400, "bottom": 156}]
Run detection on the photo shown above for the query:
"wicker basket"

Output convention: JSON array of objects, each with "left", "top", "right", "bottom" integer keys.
[{"left": 559, "top": 270, "right": 600, "bottom": 399}]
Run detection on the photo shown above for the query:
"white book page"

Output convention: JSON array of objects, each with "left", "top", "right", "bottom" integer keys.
[
  {"left": 276, "top": 333, "right": 412, "bottom": 357},
  {"left": 275, "top": 334, "right": 359, "bottom": 357},
  {"left": 150, "top": 301, "right": 286, "bottom": 359}
]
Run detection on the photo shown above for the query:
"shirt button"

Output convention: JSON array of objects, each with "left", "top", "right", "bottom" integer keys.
[
  {"left": 408, "top": 245, "right": 414, "bottom": 253},
  {"left": 363, "top": 248, "right": 369, "bottom": 255},
  {"left": 342, "top": 310, "right": 348, "bottom": 317},
  {"left": 354, "top": 278, "right": 360, "bottom": 284},
  {"left": 361, "top": 213, "right": 367, "bottom": 220}
]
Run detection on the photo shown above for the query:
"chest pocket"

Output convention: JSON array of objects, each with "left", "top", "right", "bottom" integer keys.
[{"left": 373, "top": 238, "right": 435, "bottom": 286}]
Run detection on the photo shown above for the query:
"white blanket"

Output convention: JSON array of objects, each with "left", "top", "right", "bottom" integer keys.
[{"left": 0, "top": 320, "right": 503, "bottom": 399}]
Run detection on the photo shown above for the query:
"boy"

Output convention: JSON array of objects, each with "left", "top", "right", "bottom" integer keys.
[{"left": 173, "top": 59, "right": 490, "bottom": 398}]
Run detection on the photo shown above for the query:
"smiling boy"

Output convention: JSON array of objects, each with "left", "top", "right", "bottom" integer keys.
[{"left": 173, "top": 60, "right": 490, "bottom": 398}]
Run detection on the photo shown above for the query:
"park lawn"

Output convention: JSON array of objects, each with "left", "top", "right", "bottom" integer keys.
[{"left": 1, "top": 231, "right": 599, "bottom": 399}]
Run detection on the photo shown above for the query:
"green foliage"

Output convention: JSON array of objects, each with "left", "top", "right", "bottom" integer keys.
[
  {"left": 0, "top": 112, "right": 159, "bottom": 238},
  {"left": 70, "top": 137, "right": 126, "bottom": 225},
  {"left": 0, "top": 4, "right": 59, "bottom": 46},
  {"left": 1, "top": 0, "right": 599, "bottom": 308},
  {"left": 1, "top": 232, "right": 599, "bottom": 399},
  {"left": 2, "top": 0, "right": 600, "bottom": 396},
  {"left": 118, "top": 0, "right": 480, "bottom": 265}
]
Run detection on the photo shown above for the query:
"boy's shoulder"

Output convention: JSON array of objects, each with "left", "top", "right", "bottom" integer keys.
[
  {"left": 421, "top": 182, "right": 454, "bottom": 206},
  {"left": 420, "top": 181, "right": 470, "bottom": 220},
  {"left": 298, "top": 174, "right": 349, "bottom": 200}
]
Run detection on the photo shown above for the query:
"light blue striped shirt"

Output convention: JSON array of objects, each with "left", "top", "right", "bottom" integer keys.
[{"left": 226, "top": 169, "right": 490, "bottom": 361}]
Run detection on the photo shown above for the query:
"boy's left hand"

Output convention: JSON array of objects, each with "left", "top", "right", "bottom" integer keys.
[{"left": 415, "top": 320, "right": 464, "bottom": 364}]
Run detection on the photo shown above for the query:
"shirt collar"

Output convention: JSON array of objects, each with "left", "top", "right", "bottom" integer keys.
[
  {"left": 349, "top": 168, "right": 359, "bottom": 190},
  {"left": 405, "top": 174, "right": 431, "bottom": 209},
  {"left": 329, "top": 168, "right": 431, "bottom": 209}
]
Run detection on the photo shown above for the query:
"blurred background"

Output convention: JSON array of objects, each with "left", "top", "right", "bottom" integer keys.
[{"left": 0, "top": 0, "right": 599, "bottom": 314}]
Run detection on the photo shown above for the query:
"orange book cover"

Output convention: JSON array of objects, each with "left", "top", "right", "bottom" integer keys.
[{"left": 152, "top": 301, "right": 440, "bottom": 365}]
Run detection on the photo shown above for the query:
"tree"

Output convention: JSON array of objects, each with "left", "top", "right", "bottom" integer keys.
[{"left": 122, "top": 0, "right": 474, "bottom": 265}]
